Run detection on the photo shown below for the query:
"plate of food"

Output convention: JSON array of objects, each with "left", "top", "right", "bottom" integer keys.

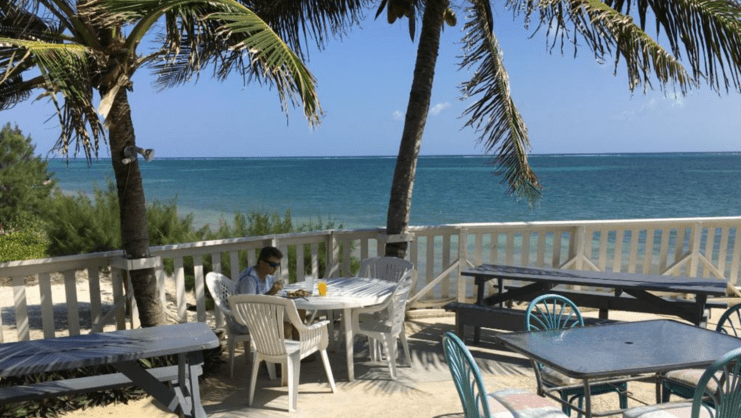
[{"left": 284, "top": 288, "right": 312, "bottom": 299}]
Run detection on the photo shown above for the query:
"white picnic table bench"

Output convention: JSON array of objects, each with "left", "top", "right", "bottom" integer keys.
[{"left": 0, "top": 322, "right": 219, "bottom": 418}]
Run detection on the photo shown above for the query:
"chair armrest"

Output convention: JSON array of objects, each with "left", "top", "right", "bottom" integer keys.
[
  {"left": 352, "top": 303, "right": 387, "bottom": 316},
  {"left": 297, "top": 320, "right": 330, "bottom": 351},
  {"left": 300, "top": 320, "right": 330, "bottom": 332}
]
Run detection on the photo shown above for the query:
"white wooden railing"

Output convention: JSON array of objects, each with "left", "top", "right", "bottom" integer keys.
[{"left": 1, "top": 216, "right": 740, "bottom": 342}]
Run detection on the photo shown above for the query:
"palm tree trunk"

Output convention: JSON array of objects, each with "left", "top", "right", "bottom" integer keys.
[
  {"left": 107, "top": 88, "right": 165, "bottom": 327},
  {"left": 385, "top": 0, "right": 448, "bottom": 258}
]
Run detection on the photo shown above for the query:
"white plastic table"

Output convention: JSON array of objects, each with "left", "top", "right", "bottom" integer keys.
[{"left": 283, "top": 277, "right": 396, "bottom": 381}]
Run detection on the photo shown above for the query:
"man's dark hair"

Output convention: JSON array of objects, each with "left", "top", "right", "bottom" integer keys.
[{"left": 258, "top": 246, "right": 283, "bottom": 261}]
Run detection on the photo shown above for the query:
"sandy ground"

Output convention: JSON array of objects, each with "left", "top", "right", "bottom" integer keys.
[
  {"left": 55, "top": 310, "right": 731, "bottom": 418},
  {"left": 1, "top": 277, "right": 736, "bottom": 418}
]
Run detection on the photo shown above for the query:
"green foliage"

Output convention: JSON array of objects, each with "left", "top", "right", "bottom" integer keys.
[
  {"left": 44, "top": 180, "right": 214, "bottom": 257},
  {"left": 148, "top": 199, "right": 211, "bottom": 247},
  {"left": 0, "top": 123, "right": 56, "bottom": 231},
  {"left": 45, "top": 181, "right": 121, "bottom": 256},
  {"left": 42, "top": 181, "right": 357, "bottom": 287},
  {"left": 0, "top": 214, "right": 48, "bottom": 262}
]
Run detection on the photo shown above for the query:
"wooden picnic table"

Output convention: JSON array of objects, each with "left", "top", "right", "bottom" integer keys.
[
  {"left": 0, "top": 322, "right": 219, "bottom": 418},
  {"left": 448, "top": 264, "right": 728, "bottom": 343}
]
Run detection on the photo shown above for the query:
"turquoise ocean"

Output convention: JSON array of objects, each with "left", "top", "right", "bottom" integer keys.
[{"left": 48, "top": 153, "right": 741, "bottom": 231}]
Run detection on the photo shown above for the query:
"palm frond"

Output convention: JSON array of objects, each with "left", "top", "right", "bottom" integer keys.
[
  {"left": 212, "top": 4, "right": 321, "bottom": 125},
  {"left": 459, "top": 0, "right": 542, "bottom": 205},
  {"left": 5, "top": 0, "right": 98, "bottom": 46},
  {"left": 0, "top": 37, "right": 103, "bottom": 158},
  {"left": 95, "top": 0, "right": 321, "bottom": 124},
  {"left": 604, "top": 0, "right": 741, "bottom": 93},
  {"left": 0, "top": 74, "right": 32, "bottom": 109},
  {"left": 248, "top": 0, "right": 369, "bottom": 59},
  {"left": 508, "top": 0, "right": 741, "bottom": 94}
]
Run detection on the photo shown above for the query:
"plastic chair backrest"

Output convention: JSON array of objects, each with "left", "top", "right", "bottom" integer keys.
[
  {"left": 229, "top": 294, "right": 302, "bottom": 357},
  {"left": 691, "top": 346, "right": 741, "bottom": 418},
  {"left": 359, "top": 257, "right": 414, "bottom": 283},
  {"left": 442, "top": 331, "right": 491, "bottom": 418},
  {"left": 206, "top": 272, "right": 235, "bottom": 317},
  {"left": 525, "top": 294, "right": 584, "bottom": 331},
  {"left": 716, "top": 303, "right": 741, "bottom": 338},
  {"left": 388, "top": 270, "right": 414, "bottom": 335}
]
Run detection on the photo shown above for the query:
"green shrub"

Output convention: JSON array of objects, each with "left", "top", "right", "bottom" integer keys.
[
  {"left": 45, "top": 180, "right": 212, "bottom": 257},
  {"left": 0, "top": 123, "right": 56, "bottom": 232},
  {"left": 45, "top": 182, "right": 121, "bottom": 256},
  {"left": 148, "top": 199, "right": 210, "bottom": 247},
  {"left": 43, "top": 180, "right": 359, "bottom": 290},
  {"left": 0, "top": 214, "right": 48, "bottom": 262}
]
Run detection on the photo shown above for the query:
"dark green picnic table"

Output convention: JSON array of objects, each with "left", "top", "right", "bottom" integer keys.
[{"left": 0, "top": 322, "right": 219, "bottom": 418}]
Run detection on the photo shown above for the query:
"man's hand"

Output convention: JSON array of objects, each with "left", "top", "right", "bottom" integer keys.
[{"left": 268, "top": 280, "right": 284, "bottom": 295}]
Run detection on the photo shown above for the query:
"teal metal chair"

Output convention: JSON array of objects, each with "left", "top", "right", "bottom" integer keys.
[
  {"left": 623, "top": 346, "right": 741, "bottom": 418},
  {"left": 660, "top": 303, "right": 741, "bottom": 403},
  {"left": 525, "top": 294, "right": 629, "bottom": 417},
  {"left": 442, "top": 331, "right": 567, "bottom": 418}
]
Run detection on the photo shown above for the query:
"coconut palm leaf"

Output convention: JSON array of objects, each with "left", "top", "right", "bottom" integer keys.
[
  {"left": 0, "top": 37, "right": 102, "bottom": 158},
  {"left": 213, "top": 8, "right": 321, "bottom": 122},
  {"left": 460, "top": 0, "right": 542, "bottom": 205},
  {"left": 95, "top": 0, "right": 321, "bottom": 124},
  {"left": 508, "top": 0, "right": 741, "bottom": 94},
  {"left": 609, "top": 0, "right": 741, "bottom": 93},
  {"left": 247, "top": 0, "right": 368, "bottom": 59}
]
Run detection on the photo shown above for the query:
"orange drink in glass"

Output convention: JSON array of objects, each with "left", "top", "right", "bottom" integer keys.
[{"left": 318, "top": 280, "right": 327, "bottom": 296}]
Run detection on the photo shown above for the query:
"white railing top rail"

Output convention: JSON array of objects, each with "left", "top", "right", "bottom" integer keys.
[
  {"left": 3, "top": 217, "right": 741, "bottom": 277},
  {"left": 415, "top": 216, "right": 741, "bottom": 230}
]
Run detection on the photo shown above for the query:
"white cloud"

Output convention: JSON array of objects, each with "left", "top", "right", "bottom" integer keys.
[
  {"left": 392, "top": 110, "right": 404, "bottom": 121},
  {"left": 429, "top": 102, "right": 451, "bottom": 116},
  {"left": 612, "top": 93, "right": 685, "bottom": 120}
]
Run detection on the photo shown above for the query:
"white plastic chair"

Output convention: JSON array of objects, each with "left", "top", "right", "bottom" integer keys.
[
  {"left": 229, "top": 294, "right": 336, "bottom": 412},
  {"left": 358, "top": 256, "right": 414, "bottom": 283},
  {"left": 357, "top": 257, "right": 414, "bottom": 359},
  {"left": 350, "top": 269, "right": 414, "bottom": 379},
  {"left": 205, "top": 272, "right": 253, "bottom": 378}
]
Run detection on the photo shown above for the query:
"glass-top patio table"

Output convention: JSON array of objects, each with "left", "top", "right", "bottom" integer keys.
[
  {"left": 283, "top": 277, "right": 396, "bottom": 381},
  {"left": 495, "top": 319, "right": 741, "bottom": 418}
]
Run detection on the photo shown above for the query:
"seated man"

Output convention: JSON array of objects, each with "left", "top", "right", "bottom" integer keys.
[
  {"left": 236, "top": 246, "right": 285, "bottom": 297},
  {"left": 236, "top": 246, "right": 306, "bottom": 341}
]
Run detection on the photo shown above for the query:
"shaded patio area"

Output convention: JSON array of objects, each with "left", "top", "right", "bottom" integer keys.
[{"left": 63, "top": 306, "right": 737, "bottom": 418}]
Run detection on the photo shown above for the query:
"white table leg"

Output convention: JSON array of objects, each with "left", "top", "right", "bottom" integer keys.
[{"left": 344, "top": 307, "right": 354, "bottom": 381}]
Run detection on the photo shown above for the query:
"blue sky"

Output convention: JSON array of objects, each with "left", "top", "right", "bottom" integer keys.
[{"left": 3, "top": 6, "right": 741, "bottom": 158}]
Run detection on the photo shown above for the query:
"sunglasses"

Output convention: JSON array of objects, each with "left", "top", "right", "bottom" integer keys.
[{"left": 263, "top": 260, "right": 281, "bottom": 268}]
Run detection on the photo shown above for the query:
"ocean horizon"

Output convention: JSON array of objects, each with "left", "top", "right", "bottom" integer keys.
[{"left": 48, "top": 152, "right": 741, "bottom": 231}]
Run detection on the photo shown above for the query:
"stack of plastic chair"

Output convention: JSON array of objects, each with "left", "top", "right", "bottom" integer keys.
[{"left": 350, "top": 269, "right": 414, "bottom": 379}]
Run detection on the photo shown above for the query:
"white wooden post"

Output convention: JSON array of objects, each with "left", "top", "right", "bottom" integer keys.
[
  {"left": 689, "top": 222, "right": 702, "bottom": 277},
  {"left": 574, "top": 226, "right": 587, "bottom": 270},
  {"left": 457, "top": 227, "right": 469, "bottom": 302},
  {"left": 328, "top": 230, "right": 340, "bottom": 278}
]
